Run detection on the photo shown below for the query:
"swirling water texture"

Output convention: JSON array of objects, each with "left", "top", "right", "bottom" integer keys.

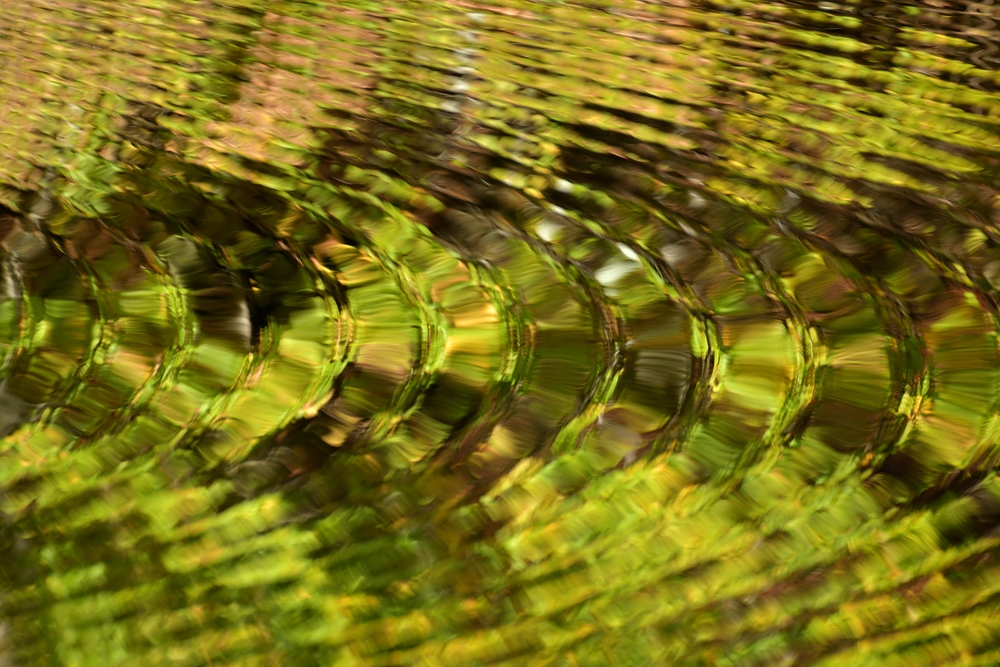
[{"left": 3, "top": 1, "right": 1000, "bottom": 665}]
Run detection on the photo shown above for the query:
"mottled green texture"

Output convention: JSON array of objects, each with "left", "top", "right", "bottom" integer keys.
[{"left": 2, "top": 1, "right": 1000, "bottom": 665}]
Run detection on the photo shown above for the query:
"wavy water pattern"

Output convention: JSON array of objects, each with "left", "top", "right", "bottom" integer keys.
[{"left": 3, "top": 1, "right": 1000, "bottom": 665}]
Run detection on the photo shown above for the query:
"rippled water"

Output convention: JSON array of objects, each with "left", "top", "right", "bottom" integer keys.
[{"left": 2, "top": 1, "right": 1000, "bottom": 665}]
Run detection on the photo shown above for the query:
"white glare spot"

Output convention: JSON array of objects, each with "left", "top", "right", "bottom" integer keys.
[
  {"left": 660, "top": 244, "right": 684, "bottom": 267},
  {"left": 595, "top": 261, "right": 633, "bottom": 286},
  {"left": 616, "top": 243, "right": 640, "bottom": 262},
  {"left": 536, "top": 220, "right": 561, "bottom": 243}
]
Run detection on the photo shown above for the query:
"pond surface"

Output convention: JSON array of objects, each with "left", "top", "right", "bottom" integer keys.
[{"left": 2, "top": 1, "right": 1000, "bottom": 665}]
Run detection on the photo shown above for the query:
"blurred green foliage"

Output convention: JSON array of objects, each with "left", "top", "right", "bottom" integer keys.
[{"left": 3, "top": 0, "right": 1000, "bottom": 665}]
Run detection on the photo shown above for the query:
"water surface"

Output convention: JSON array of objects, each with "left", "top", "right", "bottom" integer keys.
[{"left": 2, "top": 1, "right": 1000, "bottom": 665}]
